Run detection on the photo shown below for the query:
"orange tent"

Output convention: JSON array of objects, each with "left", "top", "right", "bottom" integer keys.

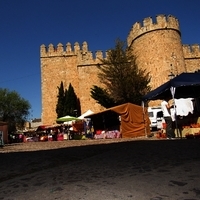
[{"left": 87, "top": 103, "right": 150, "bottom": 138}]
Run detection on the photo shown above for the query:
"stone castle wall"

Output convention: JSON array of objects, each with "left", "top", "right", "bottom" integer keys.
[
  {"left": 40, "top": 14, "right": 200, "bottom": 124},
  {"left": 40, "top": 42, "right": 106, "bottom": 124},
  {"left": 183, "top": 44, "right": 200, "bottom": 72}
]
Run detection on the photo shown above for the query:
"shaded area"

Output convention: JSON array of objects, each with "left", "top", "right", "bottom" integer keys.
[{"left": 1, "top": 139, "right": 200, "bottom": 182}]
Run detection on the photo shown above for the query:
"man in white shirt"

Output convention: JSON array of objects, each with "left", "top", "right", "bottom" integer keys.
[{"left": 161, "top": 97, "right": 175, "bottom": 139}]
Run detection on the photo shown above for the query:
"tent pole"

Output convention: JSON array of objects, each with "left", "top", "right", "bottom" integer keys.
[
  {"left": 170, "top": 87, "right": 181, "bottom": 139},
  {"left": 142, "top": 101, "right": 147, "bottom": 138},
  {"left": 174, "top": 104, "right": 179, "bottom": 138}
]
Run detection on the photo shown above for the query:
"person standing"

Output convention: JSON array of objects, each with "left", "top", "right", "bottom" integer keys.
[{"left": 161, "top": 98, "right": 175, "bottom": 139}]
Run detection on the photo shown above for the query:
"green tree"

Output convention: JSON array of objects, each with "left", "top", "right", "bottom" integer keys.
[
  {"left": 64, "top": 83, "right": 79, "bottom": 116},
  {"left": 56, "top": 83, "right": 80, "bottom": 118},
  {"left": 90, "top": 39, "right": 151, "bottom": 107},
  {"left": 0, "top": 88, "right": 31, "bottom": 133},
  {"left": 63, "top": 88, "right": 68, "bottom": 115},
  {"left": 90, "top": 86, "right": 115, "bottom": 108},
  {"left": 56, "top": 81, "right": 65, "bottom": 118}
]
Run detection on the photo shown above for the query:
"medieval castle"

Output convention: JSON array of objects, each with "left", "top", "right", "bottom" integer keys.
[{"left": 40, "top": 14, "right": 200, "bottom": 125}]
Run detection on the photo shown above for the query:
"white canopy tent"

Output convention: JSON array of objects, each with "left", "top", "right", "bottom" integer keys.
[
  {"left": 78, "top": 110, "right": 94, "bottom": 119},
  {"left": 63, "top": 110, "right": 94, "bottom": 125}
]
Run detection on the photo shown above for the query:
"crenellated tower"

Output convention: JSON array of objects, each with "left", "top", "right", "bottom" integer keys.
[{"left": 127, "top": 14, "right": 186, "bottom": 90}]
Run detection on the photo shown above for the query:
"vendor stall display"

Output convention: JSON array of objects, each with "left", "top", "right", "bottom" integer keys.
[
  {"left": 94, "top": 130, "right": 121, "bottom": 139},
  {"left": 142, "top": 72, "right": 200, "bottom": 138},
  {"left": 86, "top": 103, "right": 150, "bottom": 138}
]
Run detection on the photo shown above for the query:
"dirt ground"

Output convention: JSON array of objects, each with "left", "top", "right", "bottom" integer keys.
[
  {"left": 0, "top": 137, "right": 156, "bottom": 182},
  {"left": 0, "top": 137, "right": 152, "bottom": 153},
  {"left": 1, "top": 137, "right": 200, "bottom": 200}
]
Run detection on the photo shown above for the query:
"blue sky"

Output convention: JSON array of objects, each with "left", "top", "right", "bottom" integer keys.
[{"left": 1, "top": 0, "right": 200, "bottom": 120}]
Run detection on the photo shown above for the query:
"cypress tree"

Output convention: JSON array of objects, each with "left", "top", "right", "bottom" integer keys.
[
  {"left": 64, "top": 83, "right": 79, "bottom": 116},
  {"left": 56, "top": 82, "right": 81, "bottom": 118},
  {"left": 56, "top": 81, "right": 65, "bottom": 118}
]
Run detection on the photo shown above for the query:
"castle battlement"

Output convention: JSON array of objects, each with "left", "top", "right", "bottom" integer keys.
[
  {"left": 40, "top": 41, "right": 106, "bottom": 64},
  {"left": 183, "top": 44, "right": 200, "bottom": 58},
  {"left": 40, "top": 14, "right": 200, "bottom": 125},
  {"left": 127, "top": 14, "right": 180, "bottom": 47}
]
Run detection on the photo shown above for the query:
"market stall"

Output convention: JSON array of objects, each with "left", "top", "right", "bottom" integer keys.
[
  {"left": 86, "top": 103, "right": 150, "bottom": 138},
  {"left": 142, "top": 72, "right": 200, "bottom": 138}
]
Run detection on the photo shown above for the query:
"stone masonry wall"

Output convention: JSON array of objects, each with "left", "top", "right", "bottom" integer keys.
[
  {"left": 127, "top": 15, "right": 186, "bottom": 89},
  {"left": 40, "top": 14, "right": 200, "bottom": 124},
  {"left": 183, "top": 44, "right": 200, "bottom": 72},
  {"left": 40, "top": 42, "right": 105, "bottom": 124}
]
